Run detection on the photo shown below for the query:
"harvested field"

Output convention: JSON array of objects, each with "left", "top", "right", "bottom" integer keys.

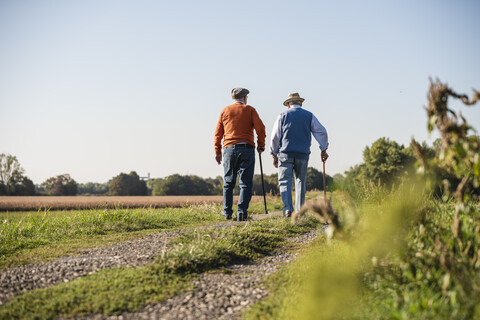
[{"left": 0, "top": 196, "right": 262, "bottom": 211}]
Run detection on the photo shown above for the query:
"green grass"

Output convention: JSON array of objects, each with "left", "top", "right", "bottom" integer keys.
[
  {"left": 0, "top": 196, "right": 285, "bottom": 269},
  {"left": 360, "top": 200, "right": 480, "bottom": 319},
  {"left": 0, "top": 265, "right": 193, "bottom": 319},
  {"left": 0, "top": 204, "right": 225, "bottom": 269},
  {"left": 0, "top": 215, "right": 318, "bottom": 319},
  {"left": 244, "top": 195, "right": 284, "bottom": 214},
  {"left": 242, "top": 236, "right": 356, "bottom": 320}
]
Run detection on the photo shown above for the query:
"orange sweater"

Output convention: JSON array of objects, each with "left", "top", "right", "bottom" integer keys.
[{"left": 214, "top": 102, "right": 266, "bottom": 155}]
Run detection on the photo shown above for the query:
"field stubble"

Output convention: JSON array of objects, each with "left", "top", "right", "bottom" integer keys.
[{"left": 0, "top": 195, "right": 263, "bottom": 211}]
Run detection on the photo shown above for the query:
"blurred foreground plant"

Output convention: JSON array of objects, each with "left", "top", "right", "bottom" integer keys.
[{"left": 412, "top": 78, "right": 479, "bottom": 237}]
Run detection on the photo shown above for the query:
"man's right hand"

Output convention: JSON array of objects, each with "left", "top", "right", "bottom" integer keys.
[
  {"left": 215, "top": 154, "right": 222, "bottom": 165},
  {"left": 272, "top": 155, "right": 278, "bottom": 168}
]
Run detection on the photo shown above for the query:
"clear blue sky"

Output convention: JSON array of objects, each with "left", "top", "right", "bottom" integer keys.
[{"left": 1, "top": 0, "right": 479, "bottom": 184}]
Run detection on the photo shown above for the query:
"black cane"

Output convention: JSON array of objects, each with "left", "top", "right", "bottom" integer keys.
[{"left": 258, "top": 151, "right": 268, "bottom": 214}]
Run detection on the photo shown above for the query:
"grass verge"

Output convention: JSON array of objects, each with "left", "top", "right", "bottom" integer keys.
[
  {"left": 0, "top": 215, "right": 318, "bottom": 319},
  {"left": 241, "top": 236, "right": 346, "bottom": 320},
  {"left": 0, "top": 204, "right": 224, "bottom": 269}
]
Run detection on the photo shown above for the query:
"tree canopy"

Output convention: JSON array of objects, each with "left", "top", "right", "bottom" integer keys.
[
  {"left": 77, "top": 182, "right": 110, "bottom": 195},
  {"left": 42, "top": 174, "right": 78, "bottom": 196},
  {"left": 0, "top": 153, "right": 36, "bottom": 195},
  {"left": 342, "top": 137, "right": 416, "bottom": 191},
  {"left": 109, "top": 171, "right": 147, "bottom": 196},
  {"left": 151, "top": 174, "right": 214, "bottom": 196}
]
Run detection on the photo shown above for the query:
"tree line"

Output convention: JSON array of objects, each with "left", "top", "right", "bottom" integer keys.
[
  {"left": 334, "top": 136, "right": 479, "bottom": 198},
  {"left": 0, "top": 154, "right": 333, "bottom": 196},
  {"left": 4, "top": 135, "right": 476, "bottom": 197}
]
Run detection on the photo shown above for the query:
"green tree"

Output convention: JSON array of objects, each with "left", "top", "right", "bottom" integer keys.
[
  {"left": 0, "top": 153, "right": 36, "bottom": 195},
  {"left": 149, "top": 178, "right": 164, "bottom": 196},
  {"left": 205, "top": 176, "right": 223, "bottom": 195},
  {"left": 253, "top": 173, "right": 279, "bottom": 196},
  {"left": 17, "top": 177, "right": 36, "bottom": 195},
  {"left": 340, "top": 138, "right": 417, "bottom": 199},
  {"left": 109, "top": 171, "right": 147, "bottom": 196},
  {"left": 42, "top": 174, "right": 78, "bottom": 196},
  {"left": 152, "top": 174, "right": 214, "bottom": 195},
  {"left": 0, "top": 153, "right": 24, "bottom": 195},
  {"left": 77, "top": 182, "right": 109, "bottom": 195},
  {"left": 362, "top": 137, "right": 416, "bottom": 186},
  {"left": 330, "top": 173, "right": 345, "bottom": 191},
  {"left": 305, "top": 167, "right": 333, "bottom": 191}
]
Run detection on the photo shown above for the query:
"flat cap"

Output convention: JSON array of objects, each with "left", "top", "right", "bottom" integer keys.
[{"left": 231, "top": 88, "right": 249, "bottom": 99}]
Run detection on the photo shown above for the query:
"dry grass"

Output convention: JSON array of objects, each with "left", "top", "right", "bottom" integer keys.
[{"left": 0, "top": 195, "right": 263, "bottom": 211}]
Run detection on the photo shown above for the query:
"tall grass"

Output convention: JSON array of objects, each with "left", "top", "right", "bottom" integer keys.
[
  {"left": 245, "top": 183, "right": 480, "bottom": 319},
  {"left": 361, "top": 199, "right": 480, "bottom": 319}
]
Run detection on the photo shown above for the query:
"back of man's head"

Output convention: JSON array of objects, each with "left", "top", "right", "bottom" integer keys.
[{"left": 231, "top": 88, "right": 249, "bottom": 100}]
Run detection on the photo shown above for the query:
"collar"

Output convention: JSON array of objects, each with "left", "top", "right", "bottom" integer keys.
[{"left": 235, "top": 100, "right": 246, "bottom": 104}]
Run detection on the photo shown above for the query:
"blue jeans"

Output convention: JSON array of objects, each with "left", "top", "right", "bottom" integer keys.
[
  {"left": 222, "top": 144, "right": 255, "bottom": 219},
  {"left": 278, "top": 155, "right": 309, "bottom": 213}
]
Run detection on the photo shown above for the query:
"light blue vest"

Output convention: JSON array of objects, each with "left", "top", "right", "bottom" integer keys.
[{"left": 278, "top": 108, "right": 313, "bottom": 160}]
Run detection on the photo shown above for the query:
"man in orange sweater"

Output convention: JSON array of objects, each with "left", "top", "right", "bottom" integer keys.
[{"left": 214, "top": 88, "right": 266, "bottom": 221}]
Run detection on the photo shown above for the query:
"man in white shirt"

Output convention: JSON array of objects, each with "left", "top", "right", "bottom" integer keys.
[{"left": 270, "top": 92, "right": 329, "bottom": 217}]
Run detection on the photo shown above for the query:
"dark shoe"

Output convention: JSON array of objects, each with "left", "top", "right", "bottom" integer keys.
[
  {"left": 237, "top": 214, "right": 248, "bottom": 221},
  {"left": 224, "top": 215, "right": 232, "bottom": 220},
  {"left": 284, "top": 210, "right": 292, "bottom": 218}
]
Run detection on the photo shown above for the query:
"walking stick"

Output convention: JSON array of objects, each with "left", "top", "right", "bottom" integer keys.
[
  {"left": 258, "top": 151, "right": 268, "bottom": 214},
  {"left": 323, "top": 160, "right": 327, "bottom": 207}
]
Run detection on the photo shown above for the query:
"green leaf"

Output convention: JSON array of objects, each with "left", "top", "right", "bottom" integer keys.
[
  {"left": 428, "top": 115, "right": 437, "bottom": 133},
  {"left": 453, "top": 143, "right": 467, "bottom": 158},
  {"left": 473, "top": 160, "right": 480, "bottom": 177}
]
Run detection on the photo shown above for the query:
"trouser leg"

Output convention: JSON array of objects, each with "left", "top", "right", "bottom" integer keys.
[
  {"left": 294, "top": 158, "right": 309, "bottom": 212},
  {"left": 222, "top": 147, "right": 236, "bottom": 218},
  {"left": 237, "top": 148, "right": 255, "bottom": 219},
  {"left": 278, "top": 158, "right": 294, "bottom": 214}
]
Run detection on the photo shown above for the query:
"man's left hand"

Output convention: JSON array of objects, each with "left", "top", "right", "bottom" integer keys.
[
  {"left": 321, "top": 150, "right": 329, "bottom": 162},
  {"left": 257, "top": 147, "right": 265, "bottom": 154}
]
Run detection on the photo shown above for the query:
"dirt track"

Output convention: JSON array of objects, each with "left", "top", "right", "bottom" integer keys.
[{"left": 1, "top": 211, "right": 318, "bottom": 319}]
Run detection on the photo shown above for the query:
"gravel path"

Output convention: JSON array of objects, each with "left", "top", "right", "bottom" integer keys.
[
  {"left": 0, "top": 219, "right": 248, "bottom": 305},
  {"left": 0, "top": 230, "right": 184, "bottom": 304},
  {"left": 83, "top": 229, "right": 318, "bottom": 320},
  {"left": 1, "top": 211, "right": 318, "bottom": 319}
]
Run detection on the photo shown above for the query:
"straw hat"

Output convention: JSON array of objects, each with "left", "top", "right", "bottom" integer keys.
[{"left": 283, "top": 92, "right": 305, "bottom": 106}]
